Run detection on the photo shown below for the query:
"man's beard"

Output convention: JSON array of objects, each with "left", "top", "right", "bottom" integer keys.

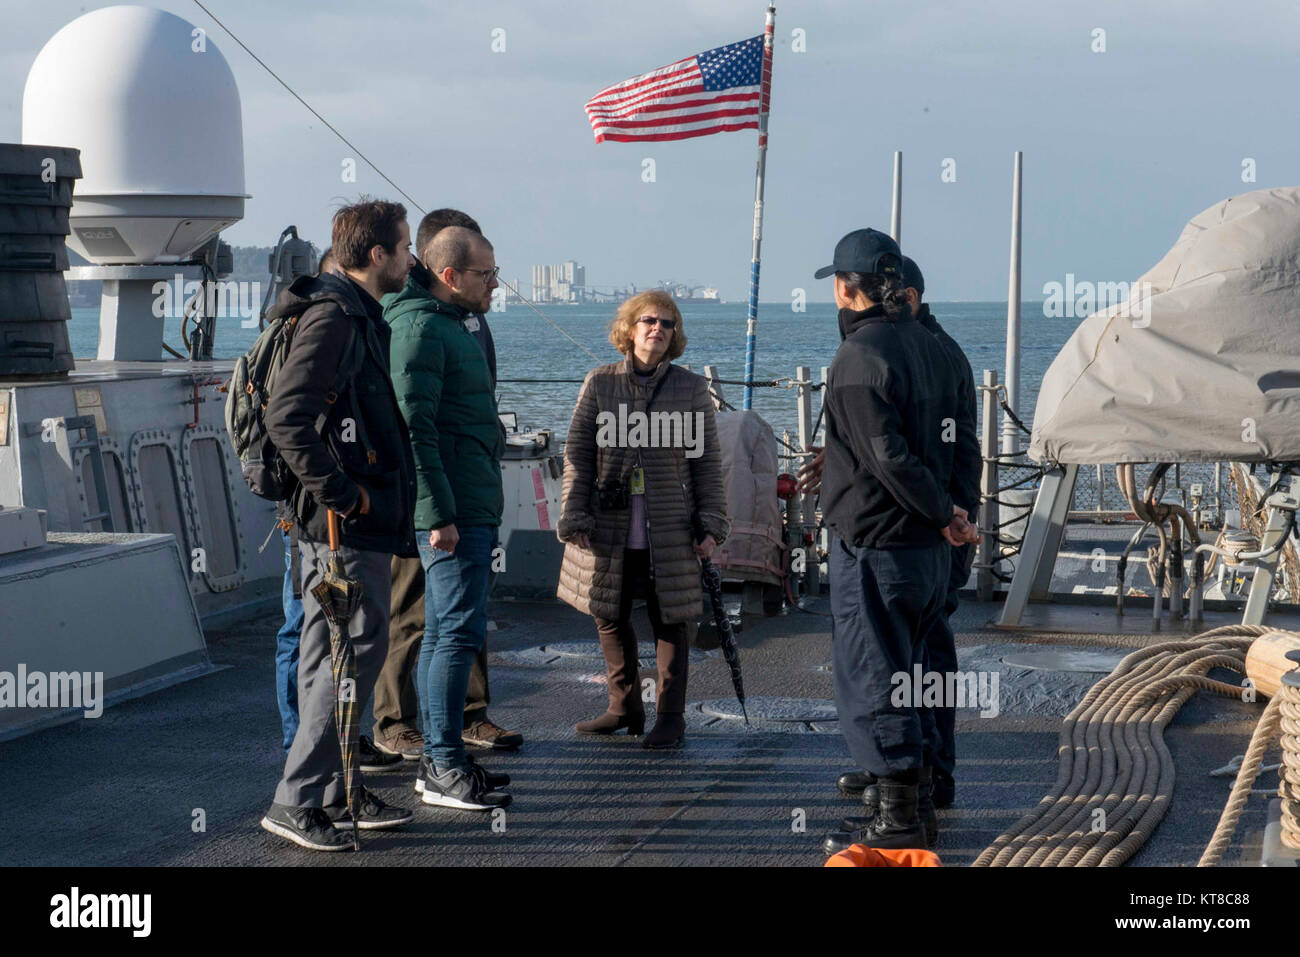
[
  {"left": 380, "top": 263, "right": 408, "bottom": 295},
  {"left": 453, "top": 290, "right": 489, "bottom": 314}
]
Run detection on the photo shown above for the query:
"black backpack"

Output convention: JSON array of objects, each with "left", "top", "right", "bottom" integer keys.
[{"left": 225, "top": 308, "right": 364, "bottom": 501}]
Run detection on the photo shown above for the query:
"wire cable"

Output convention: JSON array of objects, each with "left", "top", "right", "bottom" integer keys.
[
  {"left": 492, "top": 277, "right": 603, "bottom": 363},
  {"left": 190, "top": 0, "right": 426, "bottom": 214}
]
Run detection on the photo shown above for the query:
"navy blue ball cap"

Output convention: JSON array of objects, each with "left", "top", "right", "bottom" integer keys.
[
  {"left": 814, "top": 228, "right": 903, "bottom": 280},
  {"left": 901, "top": 256, "right": 925, "bottom": 295}
]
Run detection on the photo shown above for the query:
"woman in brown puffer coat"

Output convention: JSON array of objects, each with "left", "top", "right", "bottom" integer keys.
[{"left": 556, "top": 290, "right": 729, "bottom": 749}]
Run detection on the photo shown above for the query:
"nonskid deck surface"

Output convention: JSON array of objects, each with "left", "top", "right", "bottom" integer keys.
[{"left": 0, "top": 596, "right": 1271, "bottom": 867}]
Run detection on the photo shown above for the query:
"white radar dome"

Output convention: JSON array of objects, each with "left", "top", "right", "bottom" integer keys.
[{"left": 22, "top": 5, "right": 246, "bottom": 265}]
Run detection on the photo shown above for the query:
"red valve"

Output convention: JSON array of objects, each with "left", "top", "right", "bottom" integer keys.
[{"left": 777, "top": 473, "right": 797, "bottom": 500}]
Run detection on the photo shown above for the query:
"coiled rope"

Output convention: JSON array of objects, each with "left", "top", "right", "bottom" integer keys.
[{"left": 974, "top": 624, "right": 1300, "bottom": 867}]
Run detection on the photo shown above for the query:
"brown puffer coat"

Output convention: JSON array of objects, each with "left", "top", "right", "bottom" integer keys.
[{"left": 556, "top": 356, "right": 729, "bottom": 624}]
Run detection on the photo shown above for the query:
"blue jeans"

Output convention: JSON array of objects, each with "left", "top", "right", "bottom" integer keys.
[
  {"left": 417, "top": 525, "right": 496, "bottom": 771},
  {"left": 276, "top": 529, "right": 303, "bottom": 753}
]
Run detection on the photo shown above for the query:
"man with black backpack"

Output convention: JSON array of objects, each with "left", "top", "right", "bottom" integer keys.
[
  {"left": 257, "top": 199, "right": 419, "bottom": 852},
  {"left": 271, "top": 246, "right": 401, "bottom": 774}
]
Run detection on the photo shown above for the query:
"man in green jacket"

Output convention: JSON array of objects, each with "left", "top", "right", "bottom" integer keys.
[
  {"left": 383, "top": 226, "right": 511, "bottom": 810},
  {"left": 372, "top": 209, "right": 522, "bottom": 760}
]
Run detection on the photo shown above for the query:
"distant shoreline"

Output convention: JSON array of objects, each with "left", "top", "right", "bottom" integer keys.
[{"left": 500, "top": 299, "right": 1050, "bottom": 308}]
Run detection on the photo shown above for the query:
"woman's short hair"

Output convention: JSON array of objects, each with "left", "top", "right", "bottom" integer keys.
[{"left": 608, "top": 290, "right": 686, "bottom": 359}]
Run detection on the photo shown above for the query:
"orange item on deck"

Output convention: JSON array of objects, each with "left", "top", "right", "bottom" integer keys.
[{"left": 824, "top": 845, "right": 942, "bottom": 867}]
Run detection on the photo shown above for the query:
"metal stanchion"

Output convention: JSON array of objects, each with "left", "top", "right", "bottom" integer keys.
[{"left": 978, "top": 369, "right": 1000, "bottom": 601}]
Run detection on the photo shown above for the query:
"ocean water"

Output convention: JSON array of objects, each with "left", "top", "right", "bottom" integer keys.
[{"left": 67, "top": 301, "right": 1074, "bottom": 444}]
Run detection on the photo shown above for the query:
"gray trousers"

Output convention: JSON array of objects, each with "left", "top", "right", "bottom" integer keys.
[{"left": 274, "top": 539, "right": 392, "bottom": 808}]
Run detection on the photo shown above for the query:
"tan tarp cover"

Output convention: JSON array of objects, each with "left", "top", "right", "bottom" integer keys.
[
  {"left": 1029, "top": 187, "right": 1300, "bottom": 464},
  {"left": 713, "top": 410, "right": 783, "bottom": 585}
]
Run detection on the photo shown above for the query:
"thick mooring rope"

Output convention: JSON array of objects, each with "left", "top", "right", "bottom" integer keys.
[
  {"left": 1198, "top": 674, "right": 1300, "bottom": 864},
  {"left": 974, "top": 624, "right": 1285, "bottom": 867},
  {"left": 1285, "top": 681, "right": 1300, "bottom": 850}
]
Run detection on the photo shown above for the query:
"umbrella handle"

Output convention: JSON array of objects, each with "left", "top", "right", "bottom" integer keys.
[{"left": 327, "top": 509, "right": 341, "bottom": 552}]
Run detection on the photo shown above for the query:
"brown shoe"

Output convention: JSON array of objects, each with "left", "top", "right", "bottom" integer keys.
[
  {"left": 575, "top": 710, "right": 645, "bottom": 736},
  {"left": 374, "top": 726, "right": 423, "bottom": 760},
  {"left": 463, "top": 718, "right": 523, "bottom": 751},
  {"left": 642, "top": 713, "right": 685, "bottom": 750}
]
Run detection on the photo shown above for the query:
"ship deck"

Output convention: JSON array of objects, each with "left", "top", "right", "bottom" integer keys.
[
  {"left": 0, "top": 589, "right": 1283, "bottom": 868},
  {"left": 0, "top": 357, "right": 238, "bottom": 388}
]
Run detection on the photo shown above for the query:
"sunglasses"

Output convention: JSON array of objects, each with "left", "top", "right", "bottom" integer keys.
[{"left": 637, "top": 316, "right": 677, "bottom": 331}]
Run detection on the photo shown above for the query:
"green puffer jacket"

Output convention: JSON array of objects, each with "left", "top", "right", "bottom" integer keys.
[{"left": 382, "top": 276, "right": 504, "bottom": 530}]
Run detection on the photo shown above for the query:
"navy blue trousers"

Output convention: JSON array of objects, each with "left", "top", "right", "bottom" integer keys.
[
  {"left": 831, "top": 536, "right": 949, "bottom": 780},
  {"left": 921, "top": 542, "right": 973, "bottom": 783}
]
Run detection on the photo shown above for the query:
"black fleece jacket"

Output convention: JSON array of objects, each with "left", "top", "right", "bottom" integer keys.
[
  {"left": 822, "top": 304, "right": 960, "bottom": 548},
  {"left": 916, "top": 303, "right": 981, "bottom": 515}
]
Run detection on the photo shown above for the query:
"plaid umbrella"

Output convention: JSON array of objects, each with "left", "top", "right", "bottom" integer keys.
[
  {"left": 694, "top": 513, "right": 748, "bottom": 724},
  {"left": 309, "top": 509, "right": 365, "bottom": 849}
]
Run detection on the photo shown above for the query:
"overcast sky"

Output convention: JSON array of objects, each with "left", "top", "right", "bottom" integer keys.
[{"left": 5, "top": 0, "right": 1300, "bottom": 301}]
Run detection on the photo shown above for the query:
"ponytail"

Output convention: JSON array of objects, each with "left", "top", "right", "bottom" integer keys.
[{"left": 840, "top": 271, "right": 910, "bottom": 315}]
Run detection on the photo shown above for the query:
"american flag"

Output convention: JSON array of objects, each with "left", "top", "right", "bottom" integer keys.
[{"left": 584, "top": 35, "right": 771, "bottom": 144}]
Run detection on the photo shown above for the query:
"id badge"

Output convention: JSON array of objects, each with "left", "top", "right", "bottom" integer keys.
[{"left": 630, "top": 466, "right": 645, "bottom": 496}]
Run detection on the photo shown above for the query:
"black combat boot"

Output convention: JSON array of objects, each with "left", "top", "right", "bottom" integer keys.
[
  {"left": 840, "top": 770, "right": 936, "bottom": 846},
  {"left": 822, "top": 776, "right": 925, "bottom": 856},
  {"left": 838, "top": 775, "right": 881, "bottom": 831},
  {"left": 836, "top": 770, "right": 875, "bottom": 797}
]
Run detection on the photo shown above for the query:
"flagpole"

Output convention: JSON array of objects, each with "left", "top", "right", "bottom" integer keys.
[
  {"left": 742, "top": 4, "right": 776, "bottom": 411},
  {"left": 1002, "top": 150, "right": 1023, "bottom": 455}
]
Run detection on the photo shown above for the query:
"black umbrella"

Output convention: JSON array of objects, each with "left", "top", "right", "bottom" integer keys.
[
  {"left": 694, "top": 513, "right": 748, "bottom": 724},
  {"left": 309, "top": 509, "right": 365, "bottom": 849}
]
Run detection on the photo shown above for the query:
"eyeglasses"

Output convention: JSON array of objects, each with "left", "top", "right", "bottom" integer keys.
[
  {"left": 460, "top": 265, "right": 500, "bottom": 282},
  {"left": 637, "top": 316, "right": 677, "bottom": 331}
]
